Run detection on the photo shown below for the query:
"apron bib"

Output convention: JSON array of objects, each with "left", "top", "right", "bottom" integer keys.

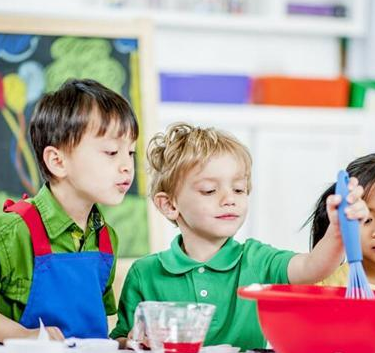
[{"left": 4, "top": 199, "right": 114, "bottom": 338}]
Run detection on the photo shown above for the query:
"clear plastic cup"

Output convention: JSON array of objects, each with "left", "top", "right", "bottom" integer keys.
[{"left": 131, "top": 301, "right": 215, "bottom": 353}]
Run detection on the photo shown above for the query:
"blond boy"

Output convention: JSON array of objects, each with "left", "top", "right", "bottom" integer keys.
[{"left": 111, "top": 123, "right": 367, "bottom": 350}]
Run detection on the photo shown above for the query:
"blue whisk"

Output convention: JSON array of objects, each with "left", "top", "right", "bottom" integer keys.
[{"left": 336, "top": 170, "right": 374, "bottom": 299}]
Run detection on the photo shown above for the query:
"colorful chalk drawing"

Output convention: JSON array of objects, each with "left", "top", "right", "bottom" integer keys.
[{"left": 0, "top": 34, "right": 149, "bottom": 257}]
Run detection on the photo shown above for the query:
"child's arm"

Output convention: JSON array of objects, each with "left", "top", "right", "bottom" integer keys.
[
  {"left": 287, "top": 177, "right": 368, "bottom": 284},
  {"left": 0, "top": 313, "right": 64, "bottom": 342},
  {"left": 110, "top": 263, "right": 143, "bottom": 349}
]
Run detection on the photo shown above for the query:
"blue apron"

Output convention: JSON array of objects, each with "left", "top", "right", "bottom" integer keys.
[{"left": 3, "top": 199, "right": 114, "bottom": 338}]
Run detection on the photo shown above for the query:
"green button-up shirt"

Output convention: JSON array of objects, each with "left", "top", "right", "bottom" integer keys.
[
  {"left": 0, "top": 184, "right": 118, "bottom": 322},
  {"left": 110, "top": 235, "right": 295, "bottom": 350}
]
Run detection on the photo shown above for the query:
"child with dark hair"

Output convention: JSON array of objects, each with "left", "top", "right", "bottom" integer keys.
[
  {"left": 0, "top": 78, "right": 138, "bottom": 341},
  {"left": 308, "top": 153, "right": 375, "bottom": 288}
]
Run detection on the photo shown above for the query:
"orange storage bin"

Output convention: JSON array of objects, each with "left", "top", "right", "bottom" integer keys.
[{"left": 252, "top": 76, "right": 349, "bottom": 107}]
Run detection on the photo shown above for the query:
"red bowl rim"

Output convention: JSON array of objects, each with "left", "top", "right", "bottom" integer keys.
[{"left": 237, "top": 284, "right": 375, "bottom": 302}]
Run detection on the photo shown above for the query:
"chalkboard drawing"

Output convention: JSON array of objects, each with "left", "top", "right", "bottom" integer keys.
[{"left": 0, "top": 19, "right": 158, "bottom": 258}]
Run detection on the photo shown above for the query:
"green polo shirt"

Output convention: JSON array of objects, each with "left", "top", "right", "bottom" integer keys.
[
  {"left": 110, "top": 235, "right": 295, "bottom": 350},
  {"left": 0, "top": 184, "right": 118, "bottom": 322}
]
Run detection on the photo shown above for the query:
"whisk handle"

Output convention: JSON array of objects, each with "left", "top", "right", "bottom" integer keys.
[{"left": 335, "top": 170, "right": 363, "bottom": 263}]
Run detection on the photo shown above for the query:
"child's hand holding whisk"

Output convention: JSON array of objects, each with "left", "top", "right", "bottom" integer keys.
[
  {"left": 288, "top": 176, "right": 369, "bottom": 285},
  {"left": 325, "top": 176, "right": 369, "bottom": 243}
]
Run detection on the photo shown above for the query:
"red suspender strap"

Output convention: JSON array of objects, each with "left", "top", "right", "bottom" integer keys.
[
  {"left": 99, "top": 226, "right": 113, "bottom": 254},
  {"left": 3, "top": 200, "right": 52, "bottom": 256}
]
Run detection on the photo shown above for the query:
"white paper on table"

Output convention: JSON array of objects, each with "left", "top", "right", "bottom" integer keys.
[
  {"left": 37, "top": 318, "right": 50, "bottom": 341},
  {"left": 200, "top": 344, "right": 240, "bottom": 353}
]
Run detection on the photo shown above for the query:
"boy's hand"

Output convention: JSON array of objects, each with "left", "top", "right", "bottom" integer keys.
[
  {"left": 25, "top": 326, "right": 64, "bottom": 340},
  {"left": 326, "top": 176, "right": 369, "bottom": 239},
  {"left": 126, "top": 328, "right": 150, "bottom": 350},
  {"left": 0, "top": 314, "right": 64, "bottom": 343}
]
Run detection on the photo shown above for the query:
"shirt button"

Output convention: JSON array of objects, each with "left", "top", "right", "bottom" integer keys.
[
  {"left": 198, "top": 267, "right": 205, "bottom": 273},
  {"left": 200, "top": 290, "right": 208, "bottom": 297}
]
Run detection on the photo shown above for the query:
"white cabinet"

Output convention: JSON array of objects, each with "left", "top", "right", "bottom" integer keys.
[
  {"left": 251, "top": 129, "right": 359, "bottom": 252},
  {"left": 158, "top": 103, "right": 374, "bottom": 252}
]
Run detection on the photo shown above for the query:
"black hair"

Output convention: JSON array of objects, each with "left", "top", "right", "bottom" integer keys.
[
  {"left": 308, "top": 153, "right": 375, "bottom": 250},
  {"left": 30, "top": 78, "right": 138, "bottom": 181}
]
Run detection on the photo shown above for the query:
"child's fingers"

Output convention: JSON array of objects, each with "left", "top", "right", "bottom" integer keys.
[
  {"left": 128, "top": 329, "right": 134, "bottom": 340},
  {"left": 326, "top": 194, "right": 341, "bottom": 223},
  {"left": 46, "top": 326, "right": 64, "bottom": 340},
  {"left": 346, "top": 184, "right": 364, "bottom": 203},
  {"left": 143, "top": 336, "right": 151, "bottom": 349},
  {"left": 345, "top": 199, "right": 369, "bottom": 221},
  {"left": 347, "top": 176, "right": 359, "bottom": 190},
  {"left": 126, "top": 328, "right": 150, "bottom": 349},
  {"left": 327, "top": 194, "right": 341, "bottom": 210}
]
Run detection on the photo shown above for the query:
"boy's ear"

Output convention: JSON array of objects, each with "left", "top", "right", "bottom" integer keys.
[
  {"left": 43, "top": 146, "right": 67, "bottom": 179},
  {"left": 154, "top": 192, "right": 179, "bottom": 221}
]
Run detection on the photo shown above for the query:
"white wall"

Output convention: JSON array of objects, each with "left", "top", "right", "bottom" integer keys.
[
  {"left": 152, "top": 1, "right": 371, "bottom": 252},
  {"left": 156, "top": 28, "right": 341, "bottom": 77},
  {"left": 158, "top": 105, "right": 375, "bottom": 252}
]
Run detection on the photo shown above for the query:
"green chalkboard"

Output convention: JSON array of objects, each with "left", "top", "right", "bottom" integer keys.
[{"left": 0, "top": 16, "right": 159, "bottom": 258}]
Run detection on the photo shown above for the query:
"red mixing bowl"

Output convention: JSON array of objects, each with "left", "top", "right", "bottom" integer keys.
[{"left": 238, "top": 284, "right": 375, "bottom": 353}]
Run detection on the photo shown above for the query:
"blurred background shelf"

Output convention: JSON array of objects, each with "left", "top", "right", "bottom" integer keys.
[
  {"left": 150, "top": 10, "right": 367, "bottom": 37},
  {"left": 0, "top": 0, "right": 367, "bottom": 37},
  {"left": 0, "top": 0, "right": 373, "bottom": 254}
]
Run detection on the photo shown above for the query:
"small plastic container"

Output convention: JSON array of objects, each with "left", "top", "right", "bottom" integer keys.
[{"left": 131, "top": 301, "right": 216, "bottom": 353}]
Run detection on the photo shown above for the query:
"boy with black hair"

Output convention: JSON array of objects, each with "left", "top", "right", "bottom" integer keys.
[{"left": 0, "top": 78, "right": 138, "bottom": 340}]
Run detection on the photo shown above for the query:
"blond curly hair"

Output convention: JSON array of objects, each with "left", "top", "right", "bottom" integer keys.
[{"left": 147, "top": 122, "right": 252, "bottom": 203}]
